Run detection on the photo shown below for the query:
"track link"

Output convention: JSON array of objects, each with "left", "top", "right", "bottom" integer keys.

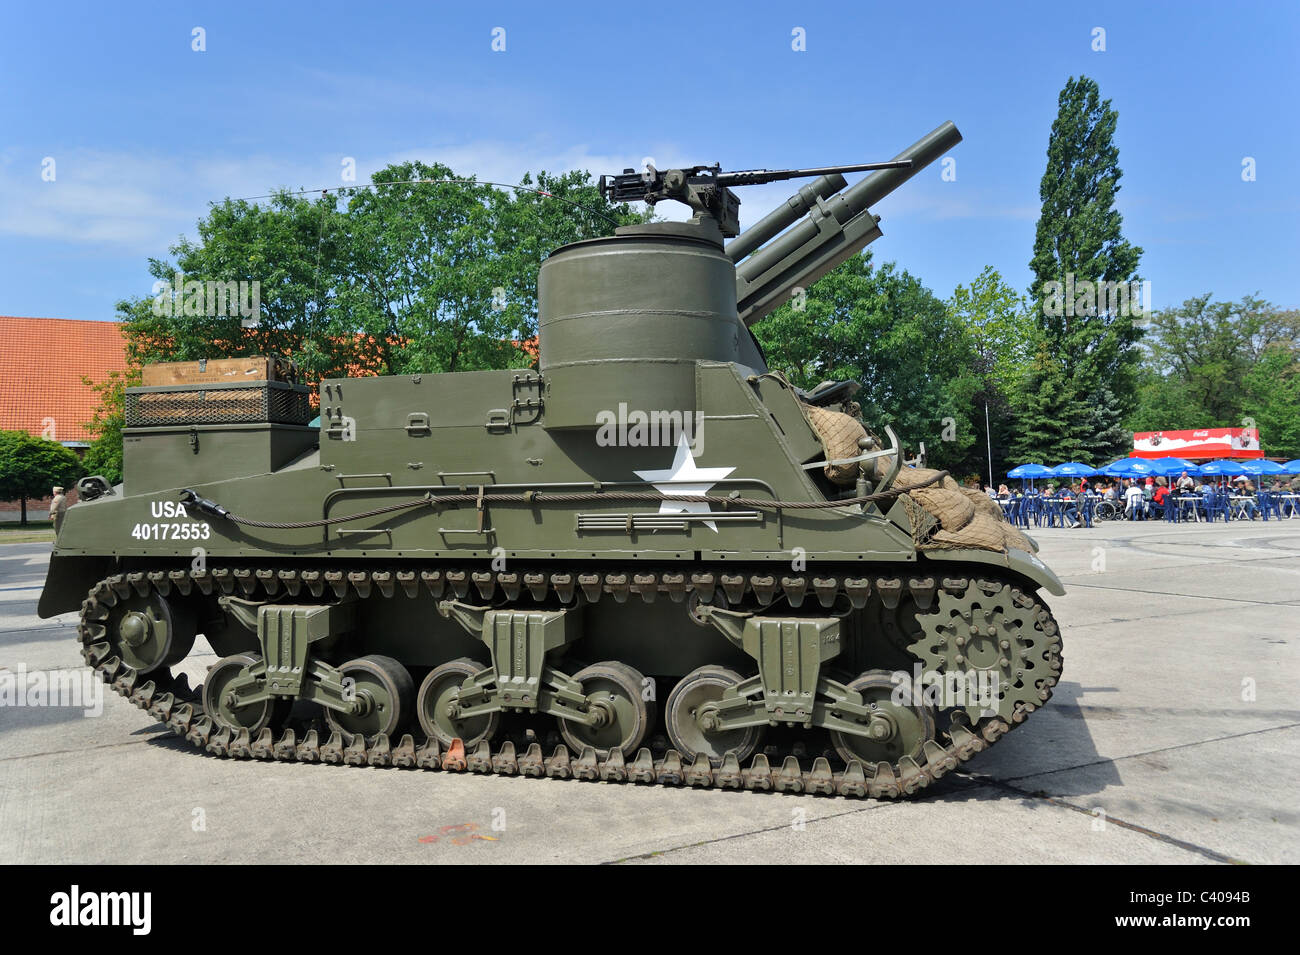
[{"left": 77, "top": 564, "right": 1062, "bottom": 799}]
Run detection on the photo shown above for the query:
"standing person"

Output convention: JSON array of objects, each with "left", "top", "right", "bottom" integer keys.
[
  {"left": 49, "top": 486, "right": 68, "bottom": 535},
  {"left": 1177, "top": 471, "right": 1195, "bottom": 493}
]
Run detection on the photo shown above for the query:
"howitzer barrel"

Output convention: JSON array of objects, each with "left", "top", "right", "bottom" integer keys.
[
  {"left": 726, "top": 173, "right": 847, "bottom": 263},
  {"left": 837, "top": 121, "right": 961, "bottom": 218},
  {"left": 734, "top": 121, "right": 962, "bottom": 326}
]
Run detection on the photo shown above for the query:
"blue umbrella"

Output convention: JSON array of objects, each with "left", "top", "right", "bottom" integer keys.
[
  {"left": 1051, "top": 462, "right": 1098, "bottom": 477},
  {"left": 1101, "top": 457, "right": 1157, "bottom": 477},
  {"left": 1239, "top": 460, "right": 1286, "bottom": 475},
  {"left": 1007, "top": 463, "right": 1054, "bottom": 478},
  {"left": 1199, "top": 459, "right": 1246, "bottom": 476},
  {"left": 1284, "top": 460, "right": 1300, "bottom": 474},
  {"left": 1149, "top": 456, "right": 1199, "bottom": 476}
]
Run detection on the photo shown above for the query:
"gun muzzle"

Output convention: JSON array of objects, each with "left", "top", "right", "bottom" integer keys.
[
  {"left": 838, "top": 120, "right": 962, "bottom": 214},
  {"left": 734, "top": 121, "right": 962, "bottom": 326}
]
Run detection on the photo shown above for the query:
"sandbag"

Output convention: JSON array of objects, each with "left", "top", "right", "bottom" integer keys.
[
  {"left": 958, "top": 486, "right": 1005, "bottom": 521},
  {"left": 928, "top": 511, "right": 1035, "bottom": 554},
  {"left": 802, "top": 404, "right": 868, "bottom": 486},
  {"left": 892, "top": 467, "right": 974, "bottom": 532},
  {"left": 891, "top": 468, "right": 1030, "bottom": 554}
]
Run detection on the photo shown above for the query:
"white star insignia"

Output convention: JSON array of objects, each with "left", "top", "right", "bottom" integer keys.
[{"left": 633, "top": 434, "right": 736, "bottom": 532}]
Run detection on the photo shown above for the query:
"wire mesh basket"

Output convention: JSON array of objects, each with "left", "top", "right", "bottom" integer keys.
[{"left": 125, "top": 381, "right": 314, "bottom": 427}]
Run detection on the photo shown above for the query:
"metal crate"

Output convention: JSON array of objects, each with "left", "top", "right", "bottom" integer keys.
[{"left": 125, "top": 381, "right": 314, "bottom": 427}]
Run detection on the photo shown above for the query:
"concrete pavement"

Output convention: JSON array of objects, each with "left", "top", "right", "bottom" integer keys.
[{"left": 1, "top": 519, "right": 1296, "bottom": 864}]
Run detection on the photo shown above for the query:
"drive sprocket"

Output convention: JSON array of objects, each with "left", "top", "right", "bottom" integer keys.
[{"left": 907, "top": 578, "right": 1062, "bottom": 725}]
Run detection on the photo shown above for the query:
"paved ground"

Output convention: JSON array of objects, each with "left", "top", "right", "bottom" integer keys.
[{"left": 2, "top": 519, "right": 1297, "bottom": 864}]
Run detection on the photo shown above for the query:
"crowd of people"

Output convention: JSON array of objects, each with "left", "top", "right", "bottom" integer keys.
[{"left": 981, "top": 471, "right": 1300, "bottom": 527}]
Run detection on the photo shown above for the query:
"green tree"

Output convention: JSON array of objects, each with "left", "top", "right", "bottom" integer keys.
[
  {"left": 114, "top": 162, "right": 649, "bottom": 385},
  {"left": 755, "top": 252, "right": 981, "bottom": 472},
  {"left": 80, "top": 369, "right": 139, "bottom": 485},
  {"left": 946, "top": 267, "right": 1037, "bottom": 479},
  {"left": 1026, "top": 75, "right": 1144, "bottom": 462},
  {"left": 1129, "top": 294, "right": 1298, "bottom": 430},
  {"left": 1242, "top": 345, "right": 1300, "bottom": 459},
  {"left": 1009, "top": 345, "right": 1086, "bottom": 465},
  {"left": 0, "top": 431, "right": 84, "bottom": 525}
]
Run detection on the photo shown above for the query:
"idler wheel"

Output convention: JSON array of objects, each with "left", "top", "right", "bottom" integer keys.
[
  {"left": 417, "top": 657, "right": 499, "bottom": 748},
  {"left": 110, "top": 592, "right": 195, "bottom": 675},
  {"left": 828, "top": 669, "right": 936, "bottom": 766},
  {"left": 665, "top": 666, "right": 764, "bottom": 766},
  {"left": 559, "top": 661, "right": 653, "bottom": 759},
  {"left": 325, "top": 654, "right": 414, "bottom": 739},
  {"left": 202, "top": 652, "right": 289, "bottom": 734}
]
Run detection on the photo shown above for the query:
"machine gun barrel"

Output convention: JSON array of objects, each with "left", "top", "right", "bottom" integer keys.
[
  {"left": 733, "top": 121, "right": 962, "bottom": 326},
  {"left": 716, "top": 159, "right": 912, "bottom": 188}
]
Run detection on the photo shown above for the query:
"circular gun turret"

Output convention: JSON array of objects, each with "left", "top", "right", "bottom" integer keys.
[{"left": 540, "top": 122, "right": 964, "bottom": 426}]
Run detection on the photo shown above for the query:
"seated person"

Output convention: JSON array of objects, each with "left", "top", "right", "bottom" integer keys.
[
  {"left": 1151, "top": 483, "right": 1170, "bottom": 518},
  {"left": 1060, "top": 488, "right": 1081, "bottom": 528},
  {"left": 1124, "top": 481, "right": 1145, "bottom": 519},
  {"left": 1234, "top": 478, "right": 1258, "bottom": 519}
]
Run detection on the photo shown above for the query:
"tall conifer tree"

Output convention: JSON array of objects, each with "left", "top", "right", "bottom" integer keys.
[{"left": 1023, "top": 76, "right": 1143, "bottom": 463}]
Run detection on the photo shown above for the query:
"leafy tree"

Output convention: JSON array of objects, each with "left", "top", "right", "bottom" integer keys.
[
  {"left": 80, "top": 369, "right": 139, "bottom": 485},
  {"left": 755, "top": 252, "right": 981, "bottom": 471},
  {"left": 0, "top": 431, "right": 84, "bottom": 525},
  {"left": 113, "top": 162, "right": 648, "bottom": 385},
  {"left": 118, "top": 188, "right": 395, "bottom": 383},
  {"left": 1025, "top": 75, "right": 1143, "bottom": 462},
  {"left": 1242, "top": 345, "right": 1300, "bottom": 459},
  {"left": 1130, "top": 294, "right": 1298, "bottom": 430},
  {"left": 947, "top": 266, "right": 1038, "bottom": 396},
  {"left": 946, "top": 267, "right": 1038, "bottom": 479}
]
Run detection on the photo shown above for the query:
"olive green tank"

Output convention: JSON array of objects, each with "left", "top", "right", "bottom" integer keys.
[{"left": 40, "top": 121, "right": 1064, "bottom": 798}]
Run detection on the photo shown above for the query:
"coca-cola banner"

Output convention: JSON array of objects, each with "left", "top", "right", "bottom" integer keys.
[{"left": 1133, "top": 428, "right": 1263, "bottom": 459}]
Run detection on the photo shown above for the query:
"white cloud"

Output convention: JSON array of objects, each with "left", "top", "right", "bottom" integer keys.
[{"left": 0, "top": 138, "right": 1037, "bottom": 264}]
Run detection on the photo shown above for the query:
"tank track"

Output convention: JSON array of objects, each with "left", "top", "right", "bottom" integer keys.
[{"left": 76, "top": 564, "right": 1062, "bottom": 799}]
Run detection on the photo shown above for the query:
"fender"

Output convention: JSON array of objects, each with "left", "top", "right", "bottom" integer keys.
[
  {"left": 919, "top": 545, "right": 1066, "bottom": 597},
  {"left": 38, "top": 553, "right": 114, "bottom": 618}
]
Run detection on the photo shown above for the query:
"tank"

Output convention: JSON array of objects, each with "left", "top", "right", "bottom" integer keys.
[{"left": 39, "top": 121, "right": 1064, "bottom": 798}]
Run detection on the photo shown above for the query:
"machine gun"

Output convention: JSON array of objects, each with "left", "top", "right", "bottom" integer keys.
[
  {"left": 599, "top": 159, "right": 914, "bottom": 238},
  {"left": 597, "top": 122, "right": 962, "bottom": 325}
]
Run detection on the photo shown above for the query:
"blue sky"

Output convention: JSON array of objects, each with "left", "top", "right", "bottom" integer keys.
[{"left": 1, "top": 0, "right": 1297, "bottom": 322}]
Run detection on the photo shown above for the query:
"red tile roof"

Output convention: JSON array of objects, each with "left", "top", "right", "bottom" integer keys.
[{"left": 0, "top": 317, "right": 127, "bottom": 442}]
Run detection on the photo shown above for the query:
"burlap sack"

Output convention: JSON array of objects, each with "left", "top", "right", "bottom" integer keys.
[
  {"left": 892, "top": 467, "right": 974, "bottom": 532},
  {"left": 890, "top": 468, "right": 1032, "bottom": 554},
  {"left": 802, "top": 404, "right": 868, "bottom": 486},
  {"left": 958, "top": 486, "right": 1005, "bottom": 521},
  {"left": 929, "top": 511, "right": 1036, "bottom": 554}
]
